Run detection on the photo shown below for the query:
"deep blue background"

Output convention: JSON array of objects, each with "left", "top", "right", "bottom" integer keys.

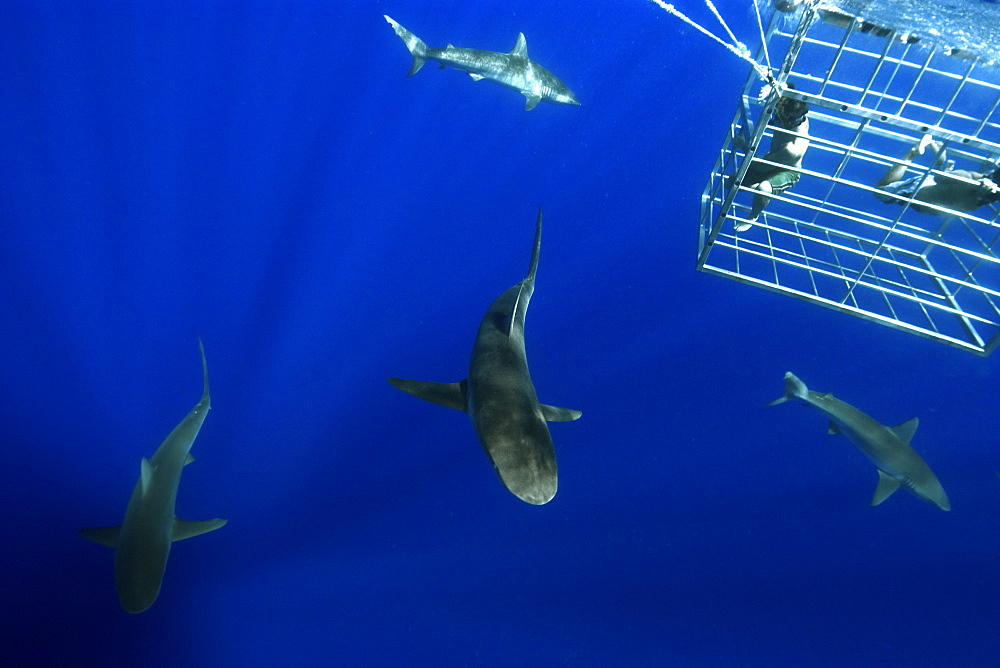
[{"left": 2, "top": 1, "right": 998, "bottom": 665}]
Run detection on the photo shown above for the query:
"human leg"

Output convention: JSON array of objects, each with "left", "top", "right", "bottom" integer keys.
[{"left": 877, "top": 134, "right": 939, "bottom": 189}]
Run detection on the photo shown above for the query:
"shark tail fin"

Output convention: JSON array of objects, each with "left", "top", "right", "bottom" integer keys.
[
  {"left": 197, "top": 337, "right": 210, "bottom": 408},
  {"left": 505, "top": 209, "right": 544, "bottom": 336},
  {"left": 767, "top": 371, "right": 809, "bottom": 406},
  {"left": 387, "top": 377, "right": 467, "bottom": 411},
  {"left": 384, "top": 15, "right": 429, "bottom": 77},
  {"left": 525, "top": 208, "right": 542, "bottom": 283}
]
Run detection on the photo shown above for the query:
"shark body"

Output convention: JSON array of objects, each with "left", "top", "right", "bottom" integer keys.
[
  {"left": 388, "top": 210, "right": 581, "bottom": 504},
  {"left": 80, "top": 341, "right": 227, "bottom": 613},
  {"left": 384, "top": 15, "right": 580, "bottom": 111},
  {"left": 770, "top": 371, "right": 950, "bottom": 510}
]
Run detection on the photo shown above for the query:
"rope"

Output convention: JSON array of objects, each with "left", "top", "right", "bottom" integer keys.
[
  {"left": 751, "top": 0, "right": 772, "bottom": 72},
  {"left": 705, "top": 0, "right": 740, "bottom": 49},
  {"left": 648, "top": 0, "right": 774, "bottom": 84}
]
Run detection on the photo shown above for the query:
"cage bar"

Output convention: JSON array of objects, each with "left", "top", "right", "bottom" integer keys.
[{"left": 698, "top": 1, "right": 1000, "bottom": 354}]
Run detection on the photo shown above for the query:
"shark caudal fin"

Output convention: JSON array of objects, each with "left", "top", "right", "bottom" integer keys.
[
  {"left": 387, "top": 377, "right": 468, "bottom": 411},
  {"left": 767, "top": 371, "right": 810, "bottom": 406},
  {"left": 506, "top": 209, "right": 544, "bottom": 335},
  {"left": 384, "top": 15, "right": 430, "bottom": 77}
]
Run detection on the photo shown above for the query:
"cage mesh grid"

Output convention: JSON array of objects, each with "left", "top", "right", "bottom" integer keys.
[{"left": 698, "top": 1, "right": 1000, "bottom": 355}]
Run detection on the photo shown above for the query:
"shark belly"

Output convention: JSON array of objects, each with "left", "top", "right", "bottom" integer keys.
[
  {"left": 467, "top": 307, "right": 558, "bottom": 505},
  {"left": 468, "top": 373, "right": 558, "bottom": 506},
  {"left": 114, "top": 478, "right": 177, "bottom": 613}
]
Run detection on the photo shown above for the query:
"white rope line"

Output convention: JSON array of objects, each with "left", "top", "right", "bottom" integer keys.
[
  {"left": 705, "top": 0, "right": 741, "bottom": 49},
  {"left": 751, "top": 0, "right": 772, "bottom": 71},
  {"left": 648, "top": 0, "right": 774, "bottom": 83}
]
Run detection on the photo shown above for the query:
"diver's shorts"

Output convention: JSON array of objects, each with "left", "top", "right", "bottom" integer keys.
[
  {"left": 875, "top": 173, "right": 934, "bottom": 204},
  {"left": 763, "top": 169, "right": 800, "bottom": 193}
]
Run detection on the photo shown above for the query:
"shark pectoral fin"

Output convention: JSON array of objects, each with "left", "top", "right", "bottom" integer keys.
[
  {"left": 523, "top": 93, "right": 542, "bottom": 111},
  {"left": 387, "top": 377, "right": 468, "bottom": 411},
  {"left": 140, "top": 457, "right": 155, "bottom": 495},
  {"left": 889, "top": 417, "right": 919, "bottom": 444},
  {"left": 79, "top": 526, "right": 120, "bottom": 548},
  {"left": 184, "top": 453, "right": 195, "bottom": 466},
  {"left": 871, "top": 470, "right": 902, "bottom": 506},
  {"left": 468, "top": 73, "right": 485, "bottom": 81},
  {"left": 827, "top": 421, "right": 841, "bottom": 435},
  {"left": 540, "top": 404, "right": 583, "bottom": 422},
  {"left": 172, "top": 517, "right": 228, "bottom": 542}
]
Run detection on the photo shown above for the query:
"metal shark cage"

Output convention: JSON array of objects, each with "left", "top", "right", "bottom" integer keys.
[{"left": 698, "top": 1, "right": 1000, "bottom": 355}]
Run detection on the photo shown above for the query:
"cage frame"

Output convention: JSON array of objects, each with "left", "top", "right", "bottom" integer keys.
[{"left": 697, "top": 1, "right": 1000, "bottom": 355}]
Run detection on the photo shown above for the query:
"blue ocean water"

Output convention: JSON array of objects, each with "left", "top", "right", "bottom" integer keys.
[{"left": 1, "top": 1, "right": 998, "bottom": 665}]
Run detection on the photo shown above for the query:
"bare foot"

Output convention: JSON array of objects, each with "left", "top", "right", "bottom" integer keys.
[{"left": 916, "top": 134, "right": 940, "bottom": 155}]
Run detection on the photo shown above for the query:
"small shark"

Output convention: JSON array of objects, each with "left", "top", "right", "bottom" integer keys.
[
  {"left": 80, "top": 340, "right": 227, "bottom": 613},
  {"left": 388, "top": 210, "right": 581, "bottom": 504},
  {"left": 769, "top": 372, "right": 950, "bottom": 511},
  {"left": 383, "top": 15, "right": 580, "bottom": 111}
]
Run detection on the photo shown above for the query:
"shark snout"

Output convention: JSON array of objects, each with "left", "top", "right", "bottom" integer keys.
[{"left": 557, "top": 92, "right": 581, "bottom": 106}]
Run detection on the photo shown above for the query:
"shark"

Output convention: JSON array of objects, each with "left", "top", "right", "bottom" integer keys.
[
  {"left": 383, "top": 15, "right": 580, "bottom": 111},
  {"left": 388, "top": 209, "right": 581, "bottom": 505},
  {"left": 769, "top": 371, "right": 950, "bottom": 511},
  {"left": 80, "top": 340, "right": 227, "bottom": 613}
]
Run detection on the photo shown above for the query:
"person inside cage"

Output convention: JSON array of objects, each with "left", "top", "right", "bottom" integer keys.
[
  {"left": 874, "top": 134, "right": 1000, "bottom": 216},
  {"left": 737, "top": 84, "right": 810, "bottom": 232}
]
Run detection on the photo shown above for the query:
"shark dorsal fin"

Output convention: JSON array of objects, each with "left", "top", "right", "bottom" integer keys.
[
  {"left": 889, "top": 417, "right": 919, "bottom": 443},
  {"left": 871, "top": 469, "right": 901, "bottom": 506},
  {"left": 140, "top": 457, "right": 155, "bottom": 496},
  {"left": 510, "top": 33, "right": 528, "bottom": 58},
  {"left": 184, "top": 453, "right": 195, "bottom": 466}
]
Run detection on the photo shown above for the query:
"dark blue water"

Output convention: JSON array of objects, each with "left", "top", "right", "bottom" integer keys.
[{"left": 2, "top": 1, "right": 998, "bottom": 665}]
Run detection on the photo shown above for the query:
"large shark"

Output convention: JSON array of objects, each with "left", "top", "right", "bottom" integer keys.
[
  {"left": 769, "top": 371, "right": 950, "bottom": 511},
  {"left": 80, "top": 340, "right": 227, "bottom": 613},
  {"left": 388, "top": 210, "right": 581, "bottom": 505},
  {"left": 383, "top": 15, "right": 580, "bottom": 111}
]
